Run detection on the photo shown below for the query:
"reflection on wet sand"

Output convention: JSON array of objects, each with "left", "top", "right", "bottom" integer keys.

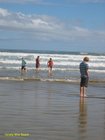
[
  {"left": 78, "top": 97, "right": 87, "bottom": 140},
  {"left": 0, "top": 81, "right": 105, "bottom": 140},
  {"left": 104, "top": 100, "right": 105, "bottom": 140}
]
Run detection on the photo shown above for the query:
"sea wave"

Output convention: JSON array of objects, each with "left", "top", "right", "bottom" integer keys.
[
  {"left": 0, "top": 60, "right": 105, "bottom": 70},
  {"left": 0, "top": 76, "right": 105, "bottom": 84},
  {"left": 0, "top": 66, "right": 105, "bottom": 74},
  {"left": 0, "top": 50, "right": 105, "bottom": 80}
]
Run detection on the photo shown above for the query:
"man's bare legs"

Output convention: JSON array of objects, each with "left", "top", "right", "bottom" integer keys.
[{"left": 80, "top": 86, "right": 87, "bottom": 97}]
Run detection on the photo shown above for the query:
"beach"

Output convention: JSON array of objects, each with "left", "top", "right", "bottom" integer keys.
[
  {"left": 0, "top": 79, "right": 105, "bottom": 140},
  {"left": 0, "top": 0, "right": 105, "bottom": 138}
]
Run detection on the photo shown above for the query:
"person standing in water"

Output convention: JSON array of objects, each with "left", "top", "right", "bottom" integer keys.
[
  {"left": 79, "top": 57, "right": 89, "bottom": 97},
  {"left": 35, "top": 56, "right": 40, "bottom": 72},
  {"left": 21, "top": 57, "right": 27, "bottom": 73},
  {"left": 47, "top": 58, "right": 54, "bottom": 76}
]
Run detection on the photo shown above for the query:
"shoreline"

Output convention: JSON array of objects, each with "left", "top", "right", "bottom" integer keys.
[{"left": 0, "top": 76, "right": 105, "bottom": 84}]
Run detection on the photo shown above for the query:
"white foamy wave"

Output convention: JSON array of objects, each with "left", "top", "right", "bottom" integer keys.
[
  {"left": 0, "top": 76, "right": 105, "bottom": 84},
  {"left": 0, "top": 51, "right": 105, "bottom": 72},
  {"left": 0, "top": 76, "right": 24, "bottom": 81},
  {"left": 0, "top": 66, "right": 104, "bottom": 74},
  {"left": 0, "top": 60, "right": 105, "bottom": 68},
  {"left": 0, "top": 76, "right": 79, "bottom": 82},
  {"left": 1, "top": 51, "right": 105, "bottom": 62},
  {"left": 90, "top": 69, "right": 105, "bottom": 73}
]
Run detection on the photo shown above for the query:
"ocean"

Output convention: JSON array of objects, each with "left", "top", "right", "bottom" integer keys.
[{"left": 0, "top": 49, "right": 105, "bottom": 83}]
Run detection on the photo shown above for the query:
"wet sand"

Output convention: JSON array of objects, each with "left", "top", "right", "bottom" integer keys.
[{"left": 0, "top": 80, "right": 105, "bottom": 140}]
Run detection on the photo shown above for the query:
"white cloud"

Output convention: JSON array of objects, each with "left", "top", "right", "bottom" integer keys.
[
  {"left": 0, "top": 8, "right": 105, "bottom": 43},
  {"left": 0, "top": 8, "right": 11, "bottom": 16}
]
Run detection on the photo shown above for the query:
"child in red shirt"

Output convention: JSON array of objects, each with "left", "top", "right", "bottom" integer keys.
[{"left": 47, "top": 58, "right": 53, "bottom": 76}]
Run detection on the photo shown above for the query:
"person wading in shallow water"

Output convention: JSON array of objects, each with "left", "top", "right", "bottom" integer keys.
[
  {"left": 21, "top": 57, "right": 27, "bottom": 73},
  {"left": 47, "top": 58, "right": 54, "bottom": 76},
  {"left": 79, "top": 57, "right": 89, "bottom": 97},
  {"left": 35, "top": 56, "right": 40, "bottom": 72}
]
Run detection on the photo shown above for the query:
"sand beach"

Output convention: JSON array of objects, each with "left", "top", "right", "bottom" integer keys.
[{"left": 0, "top": 79, "right": 105, "bottom": 140}]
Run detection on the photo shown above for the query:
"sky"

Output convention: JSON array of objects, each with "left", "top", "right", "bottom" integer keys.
[{"left": 0, "top": 0, "right": 105, "bottom": 53}]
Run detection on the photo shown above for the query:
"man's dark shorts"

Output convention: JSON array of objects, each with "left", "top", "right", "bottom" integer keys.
[
  {"left": 21, "top": 66, "right": 26, "bottom": 70},
  {"left": 80, "top": 76, "right": 89, "bottom": 87}
]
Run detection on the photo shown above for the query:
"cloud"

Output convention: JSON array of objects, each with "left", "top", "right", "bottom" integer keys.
[
  {"left": 0, "top": 8, "right": 55, "bottom": 30},
  {"left": 0, "top": 8, "right": 10, "bottom": 16},
  {"left": 0, "top": 8, "right": 105, "bottom": 44}
]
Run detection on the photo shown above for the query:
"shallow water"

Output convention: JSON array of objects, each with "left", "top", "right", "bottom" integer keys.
[{"left": 0, "top": 80, "right": 105, "bottom": 140}]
